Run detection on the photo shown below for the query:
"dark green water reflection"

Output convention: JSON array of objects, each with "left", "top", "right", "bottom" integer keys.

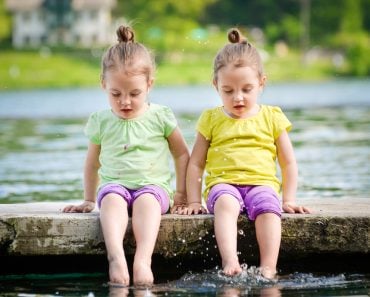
[{"left": 0, "top": 270, "right": 369, "bottom": 296}]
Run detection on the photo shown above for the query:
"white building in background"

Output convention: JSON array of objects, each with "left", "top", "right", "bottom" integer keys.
[{"left": 5, "top": 0, "right": 117, "bottom": 48}]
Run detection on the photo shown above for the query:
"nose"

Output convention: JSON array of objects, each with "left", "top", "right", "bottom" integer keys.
[
  {"left": 119, "top": 96, "right": 130, "bottom": 106},
  {"left": 234, "top": 91, "right": 243, "bottom": 102}
]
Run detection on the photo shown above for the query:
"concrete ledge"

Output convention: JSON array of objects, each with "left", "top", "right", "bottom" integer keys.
[{"left": 0, "top": 199, "right": 369, "bottom": 261}]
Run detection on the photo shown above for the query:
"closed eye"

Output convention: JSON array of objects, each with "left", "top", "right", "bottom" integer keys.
[{"left": 130, "top": 91, "right": 142, "bottom": 97}]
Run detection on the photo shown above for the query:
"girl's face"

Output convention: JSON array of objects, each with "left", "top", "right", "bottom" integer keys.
[
  {"left": 102, "top": 69, "right": 152, "bottom": 119},
  {"left": 214, "top": 65, "right": 266, "bottom": 119}
]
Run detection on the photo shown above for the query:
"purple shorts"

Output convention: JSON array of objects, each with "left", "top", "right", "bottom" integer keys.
[
  {"left": 97, "top": 183, "right": 170, "bottom": 214},
  {"left": 206, "top": 184, "right": 281, "bottom": 221}
]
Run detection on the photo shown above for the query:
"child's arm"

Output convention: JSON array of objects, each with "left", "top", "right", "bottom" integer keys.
[
  {"left": 186, "top": 132, "right": 209, "bottom": 215},
  {"left": 277, "top": 131, "right": 310, "bottom": 214},
  {"left": 167, "top": 127, "right": 190, "bottom": 214},
  {"left": 63, "top": 142, "right": 100, "bottom": 213}
]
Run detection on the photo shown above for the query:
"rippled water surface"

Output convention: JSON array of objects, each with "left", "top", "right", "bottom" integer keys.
[
  {"left": 1, "top": 80, "right": 369, "bottom": 202},
  {"left": 0, "top": 268, "right": 369, "bottom": 296}
]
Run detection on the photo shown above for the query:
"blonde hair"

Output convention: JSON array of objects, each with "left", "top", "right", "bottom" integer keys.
[
  {"left": 213, "top": 28, "right": 264, "bottom": 82},
  {"left": 101, "top": 25, "right": 155, "bottom": 81}
]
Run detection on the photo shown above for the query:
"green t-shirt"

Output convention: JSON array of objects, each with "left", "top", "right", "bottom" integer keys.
[
  {"left": 197, "top": 105, "right": 292, "bottom": 198},
  {"left": 85, "top": 103, "right": 177, "bottom": 197}
]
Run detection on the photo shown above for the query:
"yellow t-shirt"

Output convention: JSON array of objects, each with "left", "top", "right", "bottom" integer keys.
[{"left": 197, "top": 105, "right": 292, "bottom": 198}]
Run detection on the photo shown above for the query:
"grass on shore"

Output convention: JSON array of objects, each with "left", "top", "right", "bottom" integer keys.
[{"left": 0, "top": 49, "right": 337, "bottom": 91}]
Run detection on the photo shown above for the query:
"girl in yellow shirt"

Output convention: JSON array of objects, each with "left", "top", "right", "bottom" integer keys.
[{"left": 185, "top": 28, "right": 311, "bottom": 279}]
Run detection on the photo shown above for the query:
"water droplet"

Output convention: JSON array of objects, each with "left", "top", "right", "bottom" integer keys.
[
  {"left": 144, "top": 289, "right": 152, "bottom": 297},
  {"left": 238, "top": 229, "right": 244, "bottom": 235}
]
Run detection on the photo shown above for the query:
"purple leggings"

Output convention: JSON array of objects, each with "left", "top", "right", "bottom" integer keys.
[
  {"left": 206, "top": 184, "right": 281, "bottom": 221},
  {"left": 97, "top": 183, "right": 170, "bottom": 214}
]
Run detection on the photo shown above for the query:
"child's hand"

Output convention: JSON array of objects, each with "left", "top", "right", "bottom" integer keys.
[
  {"left": 186, "top": 202, "right": 207, "bottom": 215},
  {"left": 170, "top": 203, "right": 187, "bottom": 214},
  {"left": 170, "top": 191, "right": 188, "bottom": 214},
  {"left": 283, "top": 202, "right": 311, "bottom": 214},
  {"left": 63, "top": 201, "right": 95, "bottom": 213}
]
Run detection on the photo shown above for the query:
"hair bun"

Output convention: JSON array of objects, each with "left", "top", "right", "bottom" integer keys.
[
  {"left": 227, "top": 28, "right": 247, "bottom": 44},
  {"left": 117, "top": 26, "right": 135, "bottom": 43}
]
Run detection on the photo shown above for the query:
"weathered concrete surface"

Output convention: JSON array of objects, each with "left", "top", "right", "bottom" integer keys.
[{"left": 0, "top": 199, "right": 369, "bottom": 261}]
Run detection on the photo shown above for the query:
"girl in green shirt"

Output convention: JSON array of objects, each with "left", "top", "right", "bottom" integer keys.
[{"left": 63, "top": 25, "right": 189, "bottom": 287}]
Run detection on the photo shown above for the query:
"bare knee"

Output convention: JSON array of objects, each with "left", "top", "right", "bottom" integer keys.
[{"left": 214, "top": 194, "right": 241, "bottom": 215}]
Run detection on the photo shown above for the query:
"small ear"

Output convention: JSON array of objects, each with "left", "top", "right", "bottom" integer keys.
[
  {"left": 148, "top": 78, "right": 154, "bottom": 89},
  {"left": 212, "top": 79, "right": 218, "bottom": 90},
  {"left": 100, "top": 75, "right": 106, "bottom": 89},
  {"left": 260, "top": 75, "right": 267, "bottom": 88}
]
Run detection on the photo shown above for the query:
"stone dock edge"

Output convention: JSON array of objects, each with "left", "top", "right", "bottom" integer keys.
[{"left": 0, "top": 198, "right": 369, "bottom": 275}]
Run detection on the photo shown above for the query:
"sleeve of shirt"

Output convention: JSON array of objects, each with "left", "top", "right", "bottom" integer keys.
[
  {"left": 271, "top": 106, "right": 292, "bottom": 140},
  {"left": 196, "top": 109, "right": 212, "bottom": 141},
  {"left": 162, "top": 106, "right": 178, "bottom": 137},
  {"left": 84, "top": 112, "right": 101, "bottom": 144}
]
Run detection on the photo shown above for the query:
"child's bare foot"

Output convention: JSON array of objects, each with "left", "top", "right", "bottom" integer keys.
[
  {"left": 133, "top": 260, "right": 154, "bottom": 287},
  {"left": 222, "top": 257, "right": 242, "bottom": 276},
  {"left": 108, "top": 257, "right": 130, "bottom": 286}
]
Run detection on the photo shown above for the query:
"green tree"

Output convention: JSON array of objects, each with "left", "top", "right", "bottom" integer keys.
[
  {"left": 117, "top": 0, "right": 216, "bottom": 51},
  {"left": 0, "top": 0, "right": 11, "bottom": 44},
  {"left": 332, "top": 0, "right": 370, "bottom": 76}
]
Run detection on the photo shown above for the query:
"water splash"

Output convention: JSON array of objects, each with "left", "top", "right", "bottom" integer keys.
[
  {"left": 168, "top": 266, "right": 369, "bottom": 294},
  {"left": 171, "top": 266, "right": 276, "bottom": 291}
]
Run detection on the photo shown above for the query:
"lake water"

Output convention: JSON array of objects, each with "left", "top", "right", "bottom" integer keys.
[
  {"left": 0, "top": 80, "right": 370, "bottom": 296},
  {"left": 0, "top": 79, "right": 369, "bottom": 203},
  {"left": 0, "top": 269, "right": 369, "bottom": 296}
]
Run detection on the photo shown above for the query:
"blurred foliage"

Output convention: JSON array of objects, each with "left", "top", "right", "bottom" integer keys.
[
  {"left": 116, "top": 0, "right": 369, "bottom": 78},
  {"left": 331, "top": 0, "right": 370, "bottom": 76},
  {"left": 115, "top": 0, "right": 217, "bottom": 53},
  {"left": 0, "top": 0, "right": 369, "bottom": 89},
  {"left": 0, "top": 0, "right": 11, "bottom": 42}
]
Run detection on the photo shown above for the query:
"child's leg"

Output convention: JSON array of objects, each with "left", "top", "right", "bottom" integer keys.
[
  {"left": 255, "top": 213, "right": 281, "bottom": 278},
  {"left": 243, "top": 186, "right": 282, "bottom": 279},
  {"left": 100, "top": 193, "right": 130, "bottom": 286},
  {"left": 131, "top": 193, "right": 162, "bottom": 286},
  {"left": 214, "top": 194, "right": 242, "bottom": 276}
]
